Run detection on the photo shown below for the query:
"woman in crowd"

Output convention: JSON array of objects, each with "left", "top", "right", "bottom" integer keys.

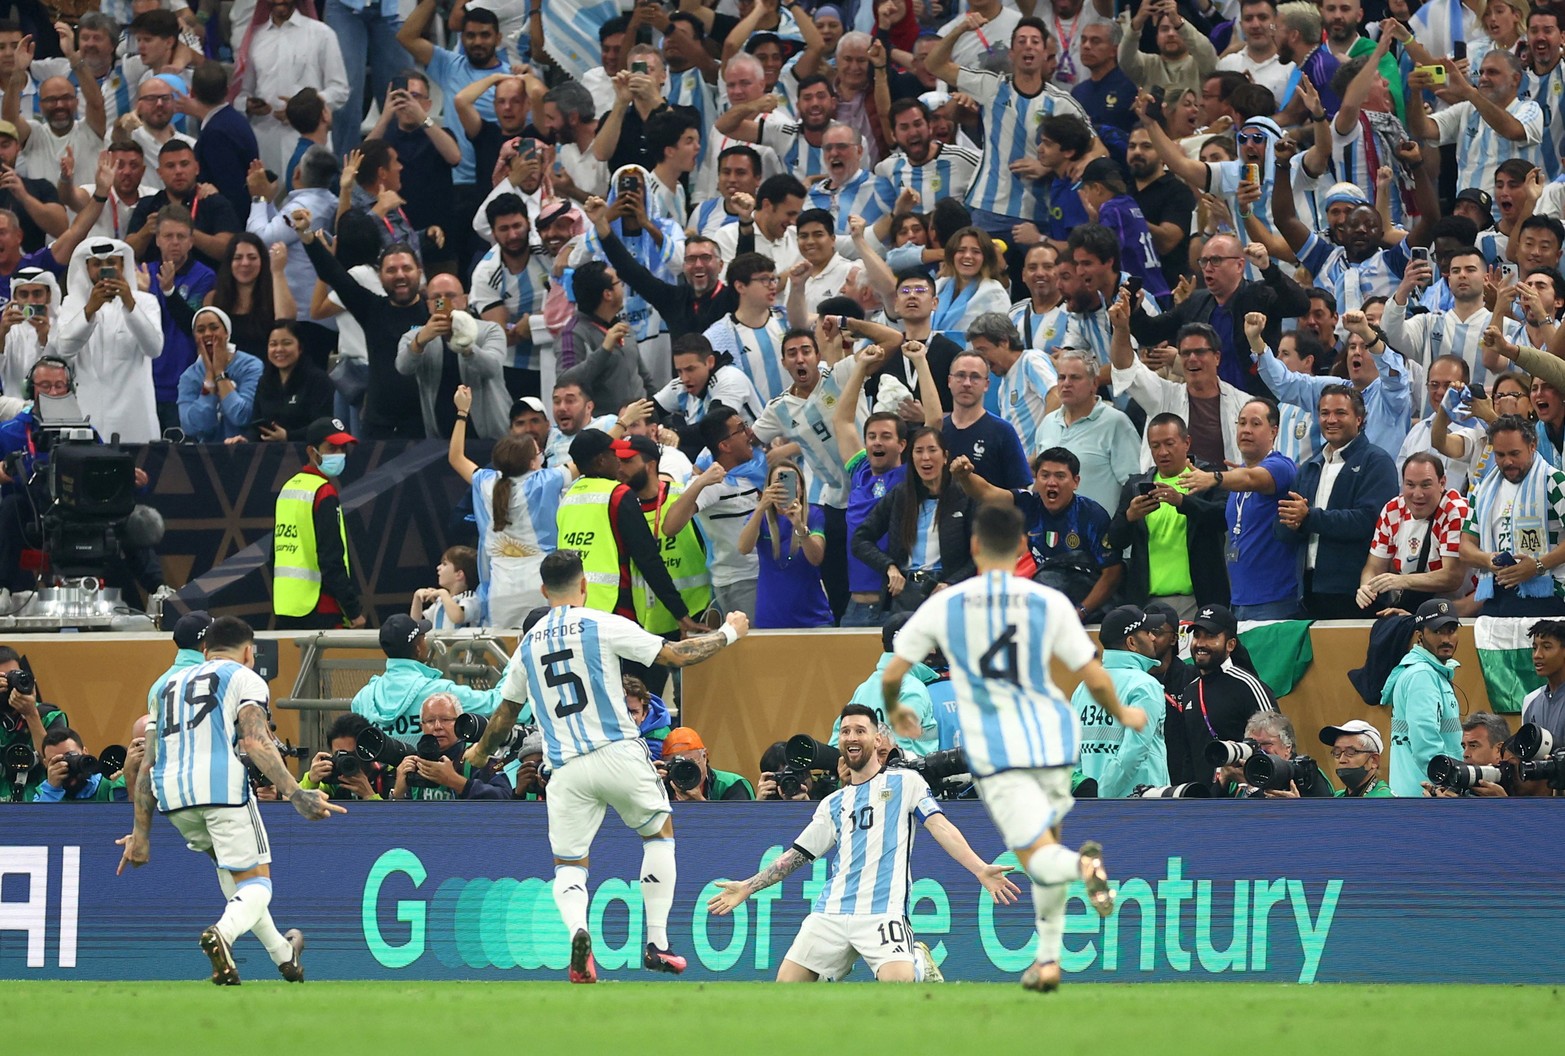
[
  {"left": 447, "top": 386, "right": 576, "bottom": 627},
  {"left": 851, "top": 425, "right": 975, "bottom": 614},
  {"left": 240, "top": 321, "right": 336, "bottom": 441},
  {"left": 930, "top": 226, "right": 1010, "bottom": 333},
  {"left": 738, "top": 460, "right": 833, "bottom": 629},
  {"left": 168, "top": 234, "right": 297, "bottom": 359}
]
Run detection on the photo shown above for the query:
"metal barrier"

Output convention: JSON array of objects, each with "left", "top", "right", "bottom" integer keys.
[{"left": 273, "top": 630, "right": 515, "bottom": 748}]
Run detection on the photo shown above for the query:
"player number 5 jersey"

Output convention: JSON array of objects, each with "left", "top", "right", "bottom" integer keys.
[
  {"left": 151, "top": 658, "right": 271, "bottom": 813},
  {"left": 500, "top": 606, "right": 667, "bottom": 770},
  {"left": 793, "top": 767, "right": 942, "bottom": 917}
]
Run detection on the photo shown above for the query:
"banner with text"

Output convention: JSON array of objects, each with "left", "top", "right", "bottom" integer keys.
[{"left": 4, "top": 802, "right": 1563, "bottom": 983}]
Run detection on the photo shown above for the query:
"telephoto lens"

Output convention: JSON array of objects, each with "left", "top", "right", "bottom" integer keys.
[
  {"left": 1205, "top": 740, "right": 1255, "bottom": 768},
  {"left": 668, "top": 757, "right": 703, "bottom": 792}
]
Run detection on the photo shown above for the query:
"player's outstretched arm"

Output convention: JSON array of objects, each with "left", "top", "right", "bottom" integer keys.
[
  {"left": 464, "top": 695, "right": 527, "bottom": 769},
  {"left": 923, "top": 814, "right": 1020, "bottom": 905},
  {"left": 656, "top": 613, "right": 750, "bottom": 668},
  {"left": 237, "top": 705, "right": 346, "bottom": 820},
  {"left": 880, "top": 656, "right": 916, "bottom": 728},
  {"left": 1078, "top": 658, "right": 1147, "bottom": 732},
  {"left": 116, "top": 739, "right": 158, "bottom": 875},
  {"left": 706, "top": 847, "right": 812, "bottom": 916}
]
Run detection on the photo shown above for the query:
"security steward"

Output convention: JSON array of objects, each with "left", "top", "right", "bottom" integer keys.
[
  {"left": 273, "top": 416, "right": 366, "bottom": 629},
  {"left": 616, "top": 433, "right": 712, "bottom": 632},
  {"left": 554, "top": 428, "right": 706, "bottom": 638}
]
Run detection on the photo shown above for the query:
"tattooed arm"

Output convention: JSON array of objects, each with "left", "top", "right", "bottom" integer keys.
[
  {"left": 116, "top": 735, "right": 158, "bottom": 874},
  {"left": 464, "top": 696, "right": 527, "bottom": 769},
  {"left": 706, "top": 847, "right": 813, "bottom": 915},
  {"left": 655, "top": 612, "right": 751, "bottom": 667},
  {"left": 237, "top": 705, "right": 345, "bottom": 820}
]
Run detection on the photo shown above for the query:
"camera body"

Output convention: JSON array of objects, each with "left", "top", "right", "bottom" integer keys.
[
  {"left": 1520, "top": 751, "right": 1565, "bottom": 790},
  {"left": 1427, "top": 754, "right": 1518, "bottom": 792},
  {"left": 898, "top": 746, "right": 972, "bottom": 799},
  {"left": 666, "top": 755, "right": 702, "bottom": 792},
  {"left": 1243, "top": 750, "right": 1322, "bottom": 793},
  {"left": 331, "top": 748, "right": 364, "bottom": 781},
  {"left": 785, "top": 733, "right": 841, "bottom": 798}
]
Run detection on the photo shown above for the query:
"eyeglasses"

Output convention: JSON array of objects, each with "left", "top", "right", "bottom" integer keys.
[
  {"left": 1197, "top": 255, "right": 1243, "bottom": 267},
  {"left": 950, "top": 371, "right": 987, "bottom": 383},
  {"left": 748, "top": 275, "right": 780, "bottom": 285},
  {"left": 1235, "top": 132, "right": 1269, "bottom": 144},
  {"left": 1177, "top": 346, "right": 1216, "bottom": 357},
  {"left": 898, "top": 284, "right": 932, "bottom": 296},
  {"left": 725, "top": 425, "right": 750, "bottom": 442},
  {"left": 822, "top": 143, "right": 856, "bottom": 152},
  {"left": 139, "top": 93, "right": 174, "bottom": 105},
  {"left": 1329, "top": 747, "right": 1373, "bottom": 762}
]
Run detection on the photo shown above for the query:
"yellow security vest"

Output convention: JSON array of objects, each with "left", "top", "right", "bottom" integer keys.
[
  {"left": 633, "top": 480, "right": 712, "bottom": 634},
  {"left": 274, "top": 470, "right": 348, "bottom": 617},
  {"left": 555, "top": 476, "right": 623, "bottom": 613}
]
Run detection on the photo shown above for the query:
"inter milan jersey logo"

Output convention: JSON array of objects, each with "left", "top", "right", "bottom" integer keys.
[{"left": 1065, "top": 532, "right": 1081, "bottom": 550}]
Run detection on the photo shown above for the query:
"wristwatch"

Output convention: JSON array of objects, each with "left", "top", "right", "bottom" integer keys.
[
  {"left": 422, "top": 116, "right": 434, "bottom": 128},
  {"left": 214, "top": 371, "right": 230, "bottom": 383}
]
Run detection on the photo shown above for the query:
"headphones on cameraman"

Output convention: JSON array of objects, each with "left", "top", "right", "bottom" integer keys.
[{"left": 22, "top": 355, "right": 76, "bottom": 401}]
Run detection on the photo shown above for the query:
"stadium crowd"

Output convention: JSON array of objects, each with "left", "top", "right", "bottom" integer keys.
[{"left": 8, "top": 0, "right": 1565, "bottom": 801}]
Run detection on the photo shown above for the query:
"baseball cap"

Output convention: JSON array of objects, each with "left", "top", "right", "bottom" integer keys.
[
  {"left": 1079, "top": 157, "right": 1124, "bottom": 186},
  {"left": 1414, "top": 598, "right": 1460, "bottom": 630},
  {"left": 1190, "top": 604, "right": 1238, "bottom": 637},
  {"left": 612, "top": 435, "right": 659, "bottom": 460},
  {"left": 0, "top": 120, "right": 18, "bottom": 141},
  {"left": 1098, "top": 605, "right": 1166, "bottom": 648},
  {"left": 1319, "top": 718, "right": 1384, "bottom": 754},
  {"left": 306, "top": 416, "right": 357, "bottom": 447},
  {"left": 1454, "top": 188, "right": 1496, "bottom": 229},
  {"left": 172, "top": 610, "right": 213, "bottom": 650},
  {"left": 1322, "top": 181, "right": 1369, "bottom": 209},
  {"left": 510, "top": 396, "right": 547, "bottom": 419},
  {"left": 379, "top": 614, "right": 430, "bottom": 658},
  {"left": 569, "top": 428, "right": 615, "bottom": 468},
  {"left": 1143, "top": 600, "right": 1180, "bottom": 627},
  {"left": 662, "top": 727, "right": 705, "bottom": 757}
]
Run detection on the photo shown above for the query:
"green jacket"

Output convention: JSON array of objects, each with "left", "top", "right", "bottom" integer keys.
[
  {"left": 1383, "top": 645, "right": 1461, "bottom": 798},
  {"left": 1071, "top": 650, "right": 1168, "bottom": 798},
  {"left": 350, "top": 658, "right": 509, "bottom": 737},
  {"left": 147, "top": 649, "right": 205, "bottom": 716},
  {"left": 1335, "top": 778, "right": 1394, "bottom": 798},
  {"left": 709, "top": 768, "right": 755, "bottom": 801},
  {"left": 0, "top": 703, "right": 67, "bottom": 802},
  {"left": 834, "top": 654, "right": 941, "bottom": 756}
]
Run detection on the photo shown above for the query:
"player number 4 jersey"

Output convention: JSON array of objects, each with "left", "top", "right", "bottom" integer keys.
[
  {"left": 151, "top": 658, "right": 270, "bottom": 813},
  {"left": 793, "top": 767, "right": 942, "bottom": 918}
]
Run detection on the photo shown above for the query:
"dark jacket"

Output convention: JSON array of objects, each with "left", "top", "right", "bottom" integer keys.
[
  {"left": 1127, "top": 260, "right": 1311, "bottom": 395},
  {"left": 602, "top": 231, "right": 739, "bottom": 339},
  {"left": 558, "top": 310, "right": 654, "bottom": 414},
  {"left": 195, "top": 104, "right": 262, "bottom": 221},
  {"left": 868, "top": 332, "right": 960, "bottom": 413},
  {"left": 1106, "top": 459, "right": 1231, "bottom": 607},
  {"left": 851, "top": 480, "right": 976, "bottom": 593},
  {"left": 401, "top": 740, "right": 511, "bottom": 801},
  {"left": 248, "top": 359, "right": 337, "bottom": 441},
  {"left": 1274, "top": 433, "right": 1399, "bottom": 596}
]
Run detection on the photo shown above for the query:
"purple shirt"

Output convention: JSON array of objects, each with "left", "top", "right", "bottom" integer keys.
[
  {"left": 846, "top": 452, "right": 907, "bottom": 593},
  {"left": 1097, "top": 195, "right": 1170, "bottom": 300},
  {"left": 756, "top": 503, "right": 834, "bottom": 629}
]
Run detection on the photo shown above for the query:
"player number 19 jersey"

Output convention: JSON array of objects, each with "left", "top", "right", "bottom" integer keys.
[{"left": 151, "top": 658, "right": 270, "bottom": 813}]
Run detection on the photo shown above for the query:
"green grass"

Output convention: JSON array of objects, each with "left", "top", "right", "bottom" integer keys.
[{"left": 4, "top": 982, "right": 1561, "bottom": 1052}]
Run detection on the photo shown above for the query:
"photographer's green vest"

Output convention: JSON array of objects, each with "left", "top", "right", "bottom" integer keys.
[
  {"left": 633, "top": 480, "right": 711, "bottom": 634},
  {"left": 274, "top": 470, "right": 349, "bottom": 617},
  {"left": 556, "top": 477, "right": 624, "bottom": 613},
  {"left": 0, "top": 703, "right": 67, "bottom": 802},
  {"left": 708, "top": 767, "right": 755, "bottom": 801}
]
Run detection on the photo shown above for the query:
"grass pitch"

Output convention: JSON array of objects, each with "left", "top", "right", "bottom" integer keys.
[{"left": 3, "top": 982, "right": 1557, "bottom": 1052}]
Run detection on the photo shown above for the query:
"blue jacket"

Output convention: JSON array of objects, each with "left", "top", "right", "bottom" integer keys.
[
  {"left": 1383, "top": 645, "right": 1461, "bottom": 797},
  {"left": 350, "top": 658, "right": 509, "bottom": 738},
  {"left": 194, "top": 104, "right": 260, "bottom": 219},
  {"left": 641, "top": 692, "right": 673, "bottom": 758},
  {"left": 1274, "top": 433, "right": 1399, "bottom": 595},
  {"left": 178, "top": 349, "right": 264, "bottom": 441},
  {"left": 151, "top": 259, "right": 217, "bottom": 404}
]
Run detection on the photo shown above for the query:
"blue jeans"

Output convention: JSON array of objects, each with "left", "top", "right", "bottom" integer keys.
[
  {"left": 840, "top": 599, "right": 884, "bottom": 628},
  {"left": 1232, "top": 600, "right": 1304, "bottom": 622},
  {"left": 326, "top": 0, "right": 413, "bottom": 154}
]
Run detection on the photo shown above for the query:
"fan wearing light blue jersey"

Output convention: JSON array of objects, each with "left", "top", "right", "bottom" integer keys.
[
  {"left": 118, "top": 616, "right": 344, "bottom": 986},
  {"left": 966, "top": 311, "right": 1058, "bottom": 458},
  {"left": 881, "top": 501, "right": 1147, "bottom": 993},
  {"left": 1412, "top": 51, "right": 1546, "bottom": 201},
  {"left": 875, "top": 99, "right": 983, "bottom": 210},
  {"left": 1009, "top": 243, "right": 1070, "bottom": 354},
  {"left": 705, "top": 252, "right": 792, "bottom": 402},
  {"left": 464, "top": 548, "right": 750, "bottom": 983},
  {"left": 707, "top": 703, "right": 1020, "bottom": 982}
]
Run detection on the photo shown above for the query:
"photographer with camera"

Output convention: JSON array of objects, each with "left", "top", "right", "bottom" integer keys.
[
  {"left": 656, "top": 726, "right": 754, "bottom": 802},
  {"left": 0, "top": 645, "right": 59, "bottom": 770},
  {"left": 1319, "top": 720, "right": 1392, "bottom": 798},
  {"left": 1384, "top": 599, "right": 1464, "bottom": 797},
  {"left": 26, "top": 726, "right": 126, "bottom": 802},
  {"left": 1522, "top": 620, "right": 1565, "bottom": 749},
  {"left": 757, "top": 741, "right": 813, "bottom": 802},
  {"left": 350, "top": 614, "right": 503, "bottom": 740},
  {"left": 511, "top": 729, "right": 549, "bottom": 802},
  {"left": 388, "top": 691, "right": 511, "bottom": 801},
  {"left": 300, "top": 713, "right": 389, "bottom": 802},
  {"left": 1425, "top": 713, "right": 1523, "bottom": 798},
  {"left": 623, "top": 675, "right": 672, "bottom": 758},
  {"left": 1207, "top": 712, "right": 1335, "bottom": 798}
]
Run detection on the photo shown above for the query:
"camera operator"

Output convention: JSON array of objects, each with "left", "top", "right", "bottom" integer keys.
[
  {"left": 1177, "top": 604, "right": 1278, "bottom": 781},
  {"left": 1318, "top": 720, "right": 1392, "bottom": 798},
  {"left": 512, "top": 729, "right": 549, "bottom": 802},
  {"left": 350, "top": 614, "right": 504, "bottom": 740},
  {"left": 1212, "top": 712, "right": 1335, "bottom": 798},
  {"left": 623, "top": 674, "right": 672, "bottom": 758},
  {"left": 0, "top": 644, "right": 58, "bottom": 761},
  {"left": 300, "top": 713, "right": 389, "bottom": 801},
  {"left": 757, "top": 741, "right": 813, "bottom": 802},
  {"left": 26, "top": 727, "right": 126, "bottom": 802},
  {"left": 657, "top": 726, "right": 754, "bottom": 802},
  {"left": 1425, "top": 713, "right": 1524, "bottom": 798},
  {"left": 388, "top": 692, "right": 511, "bottom": 801}
]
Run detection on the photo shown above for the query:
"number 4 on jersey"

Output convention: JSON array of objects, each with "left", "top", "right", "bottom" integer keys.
[{"left": 979, "top": 625, "right": 1020, "bottom": 684}]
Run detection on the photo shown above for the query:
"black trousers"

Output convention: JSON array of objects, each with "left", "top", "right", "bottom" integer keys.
[{"left": 822, "top": 503, "right": 849, "bottom": 623}]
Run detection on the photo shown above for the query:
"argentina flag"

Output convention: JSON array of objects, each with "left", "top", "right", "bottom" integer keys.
[{"left": 542, "top": 0, "right": 622, "bottom": 83}]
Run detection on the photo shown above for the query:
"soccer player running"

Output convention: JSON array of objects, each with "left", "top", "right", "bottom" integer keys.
[
  {"left": 882, "top": 502, "right": 1147, "bottom": 992},
  {"left": 116, "top": 617, "right": 346, "bottom": 985},
  {"left": 707, "top": 704, "right": 1019, "bottom": 982},
  {"left": 464, "top": 548, "right": 750, "bottom": 983}
]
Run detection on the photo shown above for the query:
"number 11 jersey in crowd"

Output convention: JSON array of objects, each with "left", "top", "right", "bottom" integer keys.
[
  {"left": 893, "top": 570, "right": 1096, "bottom": 776},
  {"left": 500, "top": 606, "right": 666, "bottom": 771},
  {"left": 152, "top": 659, "right": 271, "bottom": 812}
]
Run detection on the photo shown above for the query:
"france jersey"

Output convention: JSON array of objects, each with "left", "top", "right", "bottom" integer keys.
[
  {"left": 995, "top": 348, "right": 1058, "bottom": 455},
  {"left": 793, "top": 767, "right": 942, "bottom": 917},
  {"left": 875, "top": 143, "right": 982, "bottom": 207},
  {"left": 956, "top": 67, "right": 1090, "bottom": 221},
  {"left": 750, "top": 361, "right": 864, "bottom": 507},
  {"left": 704, "top": 311, "right": 791, "bottom": 403},
  {"left": 152, "top": 658, "right": 269, "bottom": 813},
  {"left": 469, "top": 245, "right": 552, "bottom": 371},
  {"left": 499, "top": 605, "right": 666, "bottom": 770},
  {"left": 893, "top": 570, "right": 1097, "bottom": 777}
]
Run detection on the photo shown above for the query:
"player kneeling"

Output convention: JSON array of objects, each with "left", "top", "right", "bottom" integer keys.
[{"left": 707, "top": 704, "right": 1018, "bottom": 982}]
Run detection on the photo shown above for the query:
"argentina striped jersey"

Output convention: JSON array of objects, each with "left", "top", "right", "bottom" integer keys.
[
  {"left": 793, "top": 767, "right": 942, "bottom": 916},
  {"left": 152, "top": 658, "right": 270, "bottom": 812},
  {"left": 704, "top": 311, "right": 791, "bottom": 403},
  {"left": 956, "top": 67, "right": 1090, "bottom": 220},
  {"left": 875, "top": 143, "right": 982, "bottom": 208}
]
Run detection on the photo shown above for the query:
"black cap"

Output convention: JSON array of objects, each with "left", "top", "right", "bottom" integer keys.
[
  {"left": 1454, "top": 188, "right": 1496, "bottom": 229},
  {"left": 172, "top": 610, "right": 213, "bottom": 650},
  {"left": 569, "top": 428, "right": 615, "bottom": 469},
  {"left": 613, "top": 434, "right": 659, "bottom": 460},
  {"left": 379, "top": 614, "right": 430, "bottom": 658},
  {"left": 306, "top": 416, "right": 357, "bottom": 447},
  {"left": 1143, "top": 600, "right": 1180, "bottom": 627},
  {"left": 1080, "top": 157, "right": 1124, "bottom": 186},
  {"left": 1098, "top": 605, "right": 1166, "bottom": 648},
  {"left": 1190, "top": 604, "right": 1238, "bottom": 637},
  {"left": 1414, "top": 598, "right": 1460, "bottom": 630}
]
